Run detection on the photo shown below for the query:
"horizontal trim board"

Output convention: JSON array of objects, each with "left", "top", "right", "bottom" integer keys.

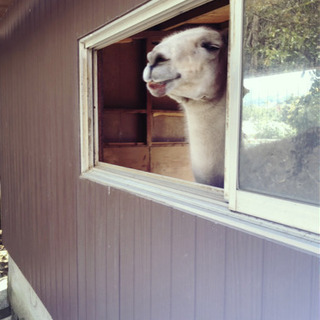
[
  {"left": 82, "top": 165, "right": 320, "bottom": 256},
  {"left": 235, "top": 190, "right": 319, "bottom": 235},
  {"left": 80, "top": 0, "right": 213, "bottom": 49}
]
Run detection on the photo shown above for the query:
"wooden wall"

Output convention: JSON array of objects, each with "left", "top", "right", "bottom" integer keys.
[
  {"left": 0, "top": 0, "right": 148, "bottom": 318},
  {"left": 0, "top": 1, "right": 319, "bottom": 319},
  {"left": 78, "top": 179, "right": 319, "bottom": 320}
]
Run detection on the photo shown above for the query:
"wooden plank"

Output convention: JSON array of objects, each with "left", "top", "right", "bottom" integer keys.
[
  {"left": 101, "top": 112, "right": 146, "bottom": 143},
  {"left": 195, "top": 219, "right": 226, "bottom": 319},
  {"left": 103, "top": 146, "right": 150, "bottom": 171},
  {"left": 151, "top": 95, "right": 179, "bottom": 111},
  {"left": 156, "top": 0, "right": 229, "bottom": 30},
  {"left": 186, "top": 5, "right": 230, "bottom": 24},
  {"left": 98, "top": 50, "right": 105, "bottom": 161},
  {"left": 99, "top": 40, "right": 146, "bottom": 109},
  {"left": 310, "top": 257, "right": 320, "bottom": 320},
  {"left": 225, "top": 229, "right": 264, "bottom": 320},
  {"left": 119, "top": 193, "right": 135, "bottom": 320},
  {"left": 150, "top": 203, "right": 172, "bottom": 320},
  {"left": 106, "top": 189, "right": 120, "bottom": 320},
  {"left": 150, "top": 145, "right": 194, "bottom": 181},
  {"left": 84, "top": 182, "right": 96, "bottom": 320},
  {"left": 103, "top": 108, "right": 147, "bottom": 114},
  {"left": 171, "top": 210, "right": 196, "bottom": 320},
  {"left": 77, "top": 182, "right": 89, "bottom": 320},
  {"left": 134, "top": 198, "right": 152, "bottom": 319},
  {"left": 262, "top": 242, "right": 314, "bottom": 320},
  {"left": 152, "top": 114, "right": 186, "bottom": 142},
  {"left": 94, "top": 187, "right": 108, "bottom": 319},
  {"left": 0, "top": 0, "right": 147, "bottom": 319}
]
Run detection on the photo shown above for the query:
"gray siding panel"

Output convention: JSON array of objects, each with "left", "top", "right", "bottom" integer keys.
[
  {"left": 0, "top": 1, "right": 318, "bottom": 320},
  {"left": 76, "top": 181, "right": 319, "bottom": 320},
  {"left": 171, "top": 211, "right": 196, "bottom": 320},
  {"left": 225, "top": 229, "right": 264, "bottom": 320},
  {"left": 134, "top": 199, "right": 152, "bottom": 320},
  {"left": 150, "top": 203, "right": 172, "bottom": 320},
  {"left": 262, "top": 242, "right": 315, "bottom": 320},
  {"left": 0, "top": 0, "right": 147, "bottom": 318},
  {"left": 119, "top": 194, "right": 136, "bottom": 320},
  {"left": 105, "top": 189, "right": 121, "bottom": 320},
  {"left": 310, "top": 258, "right": 320, "bottom": 320},
  {"left": 195, "top": 219, "right": 226, "bottom": 320}
]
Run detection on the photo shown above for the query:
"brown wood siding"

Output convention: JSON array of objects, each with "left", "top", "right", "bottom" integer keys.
[
  {"left": 0, "top": 0, "right": 147, "bottom": 319},
  {"left": 0, "top": 1, "right": 319, "bottom": 320},
  {"left": 77, "top": 179, "right": 319, "bottom": 320}
]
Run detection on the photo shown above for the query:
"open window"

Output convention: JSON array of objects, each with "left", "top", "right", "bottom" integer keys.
[
  {"left": 96, "top": 0, "right": 229, "bottom": 181},
  {"left": 79, "top": 0, "right": 319, "bottom": 254}
]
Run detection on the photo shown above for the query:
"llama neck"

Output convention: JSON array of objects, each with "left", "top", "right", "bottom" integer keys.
[{"left": 182, "top": 94, "right": 226, "bottom": 187}]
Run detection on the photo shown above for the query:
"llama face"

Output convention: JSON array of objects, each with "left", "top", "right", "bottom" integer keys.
[{"left": 143, "top": 27, "right": 227, "bottom": 102}]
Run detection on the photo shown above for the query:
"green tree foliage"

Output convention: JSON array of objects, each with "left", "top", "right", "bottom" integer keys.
[
  {"left": 244, "top": 0, "right": 319, "bottom": 76},
  {"left": 281, "top": 71, "right": 320, "bottom": 133},
  {"left": 242, "top": 0, "right": 319, "bottom": 140}
]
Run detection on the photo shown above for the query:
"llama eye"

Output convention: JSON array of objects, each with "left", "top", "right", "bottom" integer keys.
[{"left": 201, "top": 42, "right": 220, "bottom": 52}]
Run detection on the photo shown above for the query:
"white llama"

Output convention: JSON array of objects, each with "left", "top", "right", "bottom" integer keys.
[
  {"left": 143, "top": 27, "right": 319, "bottom": 203},
  {"left": 143, "top": 27, "right": 228, "bottom": 187}
]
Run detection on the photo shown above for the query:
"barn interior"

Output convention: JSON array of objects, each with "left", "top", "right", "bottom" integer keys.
[{"left": 98, "top": 0, "right": 229, "bottom": 181}]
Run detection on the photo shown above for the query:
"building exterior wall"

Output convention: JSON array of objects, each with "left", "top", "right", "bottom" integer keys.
[{"left": 0, "top": 1, "right": 318, "bottom": 319}]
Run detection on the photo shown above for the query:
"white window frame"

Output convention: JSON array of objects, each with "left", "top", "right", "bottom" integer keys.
[
  {"left": 225, "top": 0, "right": 319, "bottom": 234},
  {"left": 79, "top": 0, "right": 320, "bottom": 255}
]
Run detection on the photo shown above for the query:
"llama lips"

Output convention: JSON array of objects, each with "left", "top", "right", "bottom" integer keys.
[{"left": 147, "top": 81, "right": 168, "bottom": 97}]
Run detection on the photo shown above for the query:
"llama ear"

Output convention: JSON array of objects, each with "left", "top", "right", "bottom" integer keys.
[{"left": 220, "top": 29, "right": 229, "bottom": 46}]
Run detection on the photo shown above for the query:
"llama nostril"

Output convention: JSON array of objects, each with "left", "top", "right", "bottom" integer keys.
[
  {"left": 148, "top": 52, "right": 168, "bottom": 67},
  {"left": 154, "top": 54, "right": 168, "bottom": 65}
]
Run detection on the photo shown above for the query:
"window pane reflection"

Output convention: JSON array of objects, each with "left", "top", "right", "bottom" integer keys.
[{"left": 239, "top": 0, "right": 320, "bottom": 205}]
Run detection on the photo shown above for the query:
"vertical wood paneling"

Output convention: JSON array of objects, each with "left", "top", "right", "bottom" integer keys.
[
  {"left": 134, "top": 198, "right": 152, "bottom": 320},
  {"left": 84, "top": 182, "right": 96, "bottom": 319},
  {"left": 1, "top": 0, "right": 147, "bottom": 319},
  {"left": 310, "top": 257, "right": 320, "bottom": 320},
  {"left": 195, "top": 218, "right": 226, "bottom": 319},
  {"left": 105, "top": 189, "right": 120, "bottom": 320},
  {"left": 1, "top": 1, "right": 319, "bottom": 320},
  {"left": 94, "top": 186, "right": 108, "bottom": 319},
  {"left": 225, "top": 228, "right": 264, "bottom": 320},
  {"left": 171, "top": 211, "right": 196, "bottom": 320},
  {"left": 150, "top": 203, "right": 172, "bottom": 320},
  {"left": 77, "top": 180, "right": 87, "bottom": 320},
  {"left": 262, "top": 242, "right": 314, "bottom": 320},
  {"left": 119, "top": 193, "right": 135, "bottom": 320}
]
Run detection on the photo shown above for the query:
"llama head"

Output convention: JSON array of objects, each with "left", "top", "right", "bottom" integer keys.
[{"left": 143, "top": 27, "right": 228, "bottom": 103}]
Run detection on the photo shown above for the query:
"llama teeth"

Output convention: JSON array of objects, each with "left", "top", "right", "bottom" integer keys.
[
  {"left": 148, "top": 81, "right": 166, "bottom": 89},
  {"left": 151, "top": 81, "right": 165, "bottom": 85}
]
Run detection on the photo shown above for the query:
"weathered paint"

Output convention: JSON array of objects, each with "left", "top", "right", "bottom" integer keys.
[{"left": 0, "top": 1, "right": 319, "bottom": 320}]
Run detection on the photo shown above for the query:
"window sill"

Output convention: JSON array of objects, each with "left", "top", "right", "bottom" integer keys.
[{"left": 81, "top": 163, "right": 320, "bottom": 256}]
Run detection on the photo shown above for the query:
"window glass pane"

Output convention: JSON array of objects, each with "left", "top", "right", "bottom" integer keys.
[{"left": 239, "top": 0, "right": 319, "bottom": 205}]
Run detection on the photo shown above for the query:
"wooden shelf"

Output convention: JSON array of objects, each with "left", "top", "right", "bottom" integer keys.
[
  {"left": 102, "top": 109, "right": 183, "bottom": 116},
  {"left": 152, "top": 110, "right": 183, "bottom": 117},
  {"left": 103, "top": 108, "right": 147, "bottom": 114},
  {"left": 103, "top": 142, "right": 146, "bottom": 146},
  {"left": 103, "top": 141, "right": 187, "bottom": 147},
  {"left": 151, "top": 141, "right": 188, "bottom": 146},
  {"left": 98, "top": 32, "right": 190, "bottom": 179}
]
